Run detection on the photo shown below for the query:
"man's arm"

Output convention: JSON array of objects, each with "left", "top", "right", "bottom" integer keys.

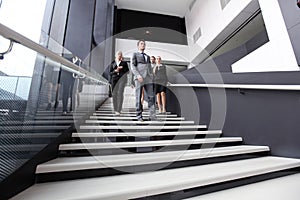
[
  {"left": 163, "top": 64, "right": 168, "bottom": 82},
  {"left": 130, "top": 53, "right": 141, "bottom": 78},
  {"left": 123, "top": 61, "right": 129, "bottom": 73},
  {"left": 109, "top": 62, "right": 116, "bottom": 75}
]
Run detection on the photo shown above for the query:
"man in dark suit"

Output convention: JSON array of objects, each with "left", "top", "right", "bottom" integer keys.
[
  {"left": 130, "top": 40, "right": 156, "bottom": 121},
  {"left": 61, "top": 53, "right": 76, "bottom": 115},
  {"left": 109, "top": 51, "right": 129, "bottom": 115}
]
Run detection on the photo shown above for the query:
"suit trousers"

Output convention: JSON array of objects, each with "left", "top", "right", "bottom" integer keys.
[
  {"left": 111, "top": 77, "right": 126, "bottom": 112},
  {"left": 135, "top": 76, "right": 155, "bottom": 119},
  {"left": 61, "top": 78, "right": 75, "bottom": 112}
]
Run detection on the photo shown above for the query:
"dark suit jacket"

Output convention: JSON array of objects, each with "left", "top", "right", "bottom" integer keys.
[
  {"left": 130, "top": 52, "right": 153, "bottom": 80},
  {"left": 109, "top": 60, "right": 129, "bottom": 82},
  {"left": 154, "top": 64, "right": 168, "bottom": 84}
]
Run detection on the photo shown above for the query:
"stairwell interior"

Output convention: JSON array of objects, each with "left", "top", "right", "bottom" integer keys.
[
  {"left": 9, "top": 87, "right": 300, "bottom": 200},
  {"left": 1, "top": 0, "right": 300, "bottom": 199}
]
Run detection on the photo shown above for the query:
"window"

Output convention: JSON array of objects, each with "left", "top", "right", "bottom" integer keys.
[
  {"left": 0, "top": 0, "right": 47, "bottom": 76},
  {"left": 193, "top": 27, "right": 202, "bottom": 43}
]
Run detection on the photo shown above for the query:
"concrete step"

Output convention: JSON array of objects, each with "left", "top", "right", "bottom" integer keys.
[
  {"left": 89, "top": 116, "right": 185, "bottom": 120},
  {"left": 79, "top": 124, "right": 206, "bottom": 131},
  {"left": 84, "top": 120, "right": 194, "bottom": 125},
  {"left": 36, "top": 145, "right": 270, "bottom": 174},
  {"left": 72, "top": 130, "right": 222, "bottom": 138},
  {"left": 92, "top": 113, "right": 178, "bottom": 117},
  {"left": 59, "top": 137, "right": 242, "bottom": 150},
  {"left": 12, "top": 157, "right": 300, "bottom": 200}
]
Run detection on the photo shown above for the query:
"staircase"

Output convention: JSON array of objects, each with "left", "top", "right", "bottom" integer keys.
[{"left": 11, "top": 88, "right": 300, "bottom": 200}]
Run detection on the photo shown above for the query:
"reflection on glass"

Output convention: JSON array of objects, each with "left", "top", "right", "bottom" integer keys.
[{"left": 0, "top": 35, "right": 109, "bottom": 183}]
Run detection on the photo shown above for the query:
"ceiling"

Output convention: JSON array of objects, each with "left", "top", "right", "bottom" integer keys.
[{"left": 115, "top": 0, "right": 195, "bottom": 17}]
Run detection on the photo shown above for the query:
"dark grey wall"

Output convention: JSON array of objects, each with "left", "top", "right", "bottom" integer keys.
[
  {"left": 41, "top": 0, "right": 55, "bottom": 34},
  {"left": 114, "top": 9, "right": 187, "bottom": 45},
  {"left": 49, "top": 0, "right": 69, "bottom": 49},
  {"left": 90, "top": 0, "right": 115, "bottom": 75},
  {"left": 278, "top": 0, "right": 300, "bottom": 65},
  {"left": 168, "top": 71, "right": 300, "bottom": 159},
  {"left": 64, "top": 0, "right": 95, "bottom": 66},
  {"left": 51, "top": 0, "right": 115, "bottom": 73},
  {"left": 31, "top": 0, "right": 115, "bottom": 108}
]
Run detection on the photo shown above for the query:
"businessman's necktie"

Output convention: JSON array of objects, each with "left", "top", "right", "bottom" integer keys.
[{"left": 141, "top": 52, "right": 147, "bottom": 62}]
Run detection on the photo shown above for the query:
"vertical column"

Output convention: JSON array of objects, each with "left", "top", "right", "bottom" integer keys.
[
  {"left": 90, "top": 0, "right": 115, "bottom": 76},
  {"left": 64, "top": 0, "right": 95, "bottom": 67},
  {"left": 49, "top": 0, "right": 70, "bottom": 53}
]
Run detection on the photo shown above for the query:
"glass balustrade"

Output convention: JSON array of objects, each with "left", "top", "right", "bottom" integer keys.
[{"left": 0, "top": 25, "right": 110, "bottom": 182}]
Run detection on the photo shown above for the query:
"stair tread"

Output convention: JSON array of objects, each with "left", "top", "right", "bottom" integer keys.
[
  {"left": 0, "top": 126, "right": 70, "bottom": 130},
  {"left": 85, "top": 120, "right": 194, "bottom": 124},
  {"left": 0, "top": 144, "right": 47, "bottom": 151},
  {"left": 0, "top": 133, "right": 61, "bottom": 138},
  {"left": 59, "top": 137, "right": 242, "bottom": 150},
  {"left": 36, "top": 111, "right": 87, "bottom": 114},
  {"left": 35, "top": 116, "right": 82, "bottom": 120},
  {"left": 0, "top": 120, "right": 75, "bottom": 125},
  {"left": 93, "top": 113, "right": 178, "bottom": 117},
  {"left": 36, "top": 145, "right": 269, "bottom": 173},
  {"left": 13, "top": 156, "right": 300, "bottom": 200},
  {"left": 80, "top": 125, "right": 206, "bottom": 130},
  {"left": 96, "top": 111, "right": 173, "bottom": 115},
  {"left": 183, "top": 173, "right": 300, "bottom": 200},
  {"left": 72, "top": 130, "right": 222, "bottom": 137},
  {"left": 90, "top": 116, "right": 185, "bottom": 120}
]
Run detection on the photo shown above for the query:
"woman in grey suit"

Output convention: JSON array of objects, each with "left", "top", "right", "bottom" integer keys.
[{"left": 130, "top": 40, "right": 156, "bottom": 121}]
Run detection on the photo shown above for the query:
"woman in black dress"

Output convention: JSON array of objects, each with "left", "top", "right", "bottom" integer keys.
[{"left": 153, "top": 56, "right": 168, "bottom": 114}]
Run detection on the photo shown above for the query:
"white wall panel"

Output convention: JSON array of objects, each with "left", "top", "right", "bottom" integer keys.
[
  {"left": 185, "top": 0, "right": 253, "bottom": 59},
  {"left": 185, "top": 0, "right": 298, "bottom": 73},
  {"left": 232, "top": 0, "right": 298, "bottom": 73}
]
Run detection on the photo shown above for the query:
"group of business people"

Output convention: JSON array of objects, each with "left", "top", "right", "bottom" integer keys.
[{"left": 109, "top": 40, "right": 168, "bottom": 121}]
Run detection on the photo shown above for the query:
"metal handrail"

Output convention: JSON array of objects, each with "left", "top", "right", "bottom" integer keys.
[
  {"left": 0, "top": 23, "right": 109, "bottom": 85},
  {"left": 170, "top": 83, "right": 300, "bottom": 91},
  {"left": 0, "top": 39, "right": 14, "bottom": 59}
]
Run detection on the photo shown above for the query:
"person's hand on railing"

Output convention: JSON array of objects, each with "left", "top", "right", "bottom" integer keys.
[{"left": 73, "top": 73, "right": 85, "bottom": 79}]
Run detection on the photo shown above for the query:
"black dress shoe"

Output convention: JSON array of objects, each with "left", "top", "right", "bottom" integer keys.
[
  {"left": 137, "top": 118, "right": 144, "bottom": 122},
  {"left": 46, "top": 103, "right": 51, "bottom": 110},
  {"left": 148, "top": 117, "right": 159, "bottom": 121},
  {"left": 54, "top": 101, "right": 59, "bottom": 109}
]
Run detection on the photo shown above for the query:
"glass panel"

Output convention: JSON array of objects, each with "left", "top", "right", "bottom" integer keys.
[
  {"left": 0, "top": 76, "right": 18, "bottom": 99},
  {"left": 0, "top": 37, "right": 39, "bottom": 77},
  {"left": 0, "top": 34, "right": 109, "bottom": 183},
  {"left": 15, "top": 77, "right": 32, "bottom": 100}
]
